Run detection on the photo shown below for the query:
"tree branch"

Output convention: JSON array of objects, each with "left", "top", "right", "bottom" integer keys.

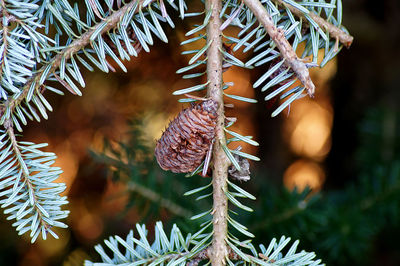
[
  {"left": 0, "top": 0, "right": 10, "bottom": 83},
  {"left": 126, "top": 180, "right": 194, "bottom": 218},
  {"left": 1, "top": 0, "right": 150, "bottom": 120},
  {"left": 129, "top": 246, "right": 239, "bottom": 266},
  {"left": 187, "top": 246, "right": 241, "bottom": 266},
  {"left": 186, "top": 247, "right": 210, "bottom": 266},
  {"left": 272, "top": 0, "right": 354, "bottom": 48},
  {"left": 124, "top": 250, "right": 192, "bottom": 265},
  {"left": 243, "top": 0, "right": 316, "bottom": 96},
  {"left": 89, "top": 152, "right": 194, "bottom": 217},
  {"left": 252, "top": 201, "right": 307, "bottom": 230},
  {"left": 3, "top": 118, "right": 51, "bottom": 232},
  {"left": 205, "top": 0, "right": 230, "bottom": 264}
]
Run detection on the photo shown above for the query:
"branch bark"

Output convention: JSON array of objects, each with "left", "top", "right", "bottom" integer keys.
[
  {"left": 187, "top": 246, "right": 241, "bottom": 266},
  {"left": 0, "top": 0, "right": 10, "bottom": 83},
  {"left": 205, "top": 0, "right": 230, "bottom": 265},
  {"left": 272, "top": 0, "right": 354, "bottom": 48},
  {"left": 243, "top": 0, "right": 316, "bottom": 96}
]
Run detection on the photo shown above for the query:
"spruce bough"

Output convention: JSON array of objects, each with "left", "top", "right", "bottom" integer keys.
[{"left": 0, "top": 0, "right": 352, "bottom": 264}]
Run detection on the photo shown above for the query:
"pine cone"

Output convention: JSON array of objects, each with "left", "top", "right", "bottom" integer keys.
[{"left": 155, "top": 99, "right": 218, "bottom": 173}]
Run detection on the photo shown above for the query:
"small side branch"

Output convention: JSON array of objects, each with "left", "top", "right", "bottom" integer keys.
[
  {"left": 3, "top": 118, "right": 50, "bottom": 231},
  {"left": 88, "top": 153, "right": 194, "bottom": 217},
  {"left": 186, "top": 248, "right": 210, "bottom": 266},
  {"left": 187, "top": 247, "right": 241, "bottom": 266},
  {"left": 273, "top": 0, "right": 354, "bottom": 48},
  {"left": 127, "top": 181, "right": 194, "bottom": 218},
  {"left": 0, "top": 0, "right": 10, "bottom": 81},
  {"left": 117, "top": 249, "right": 192, "bottom": 265},
  {"left": 243, "top": 0, "right": 316, "bottom": 96}
]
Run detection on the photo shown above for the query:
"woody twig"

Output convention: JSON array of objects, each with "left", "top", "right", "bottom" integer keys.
[
  {"left": 186, "top": 247, "right": 241, "bottom": 265},
  {"left": 273, "top": 0, "right": 354, "bottom": 48},
  {"left": 242, "top": 0, "right": 316, "bottom": 96}
]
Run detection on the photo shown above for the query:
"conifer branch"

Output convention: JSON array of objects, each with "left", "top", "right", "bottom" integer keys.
[
  {"left": 91, "top": 153, "right": 194, "bottom": 217},
  {"left": 205, "top": 0, "right": 230, "bottom": 264},
  {"left": 272, "top": 0, "right": 354, "bottom": 48},
  {"left": 4, "top": 118, "right": 52, "bottom": 233},
  {"left": 243, "top": 0, "right": 316, "bottom": 96},
  {"left": 187, "top": 246, "right": 241, "bottom": 265},
  {"left": 126, "top": 180, "right": 194, "bottom": 218},
  {"left": 252, "top": 201, "right": 306, "bottom": 230},
  {"left": 128, "top": 250, "right": 191, "bottom": 265},
  {"left": 187, "top": 248, "right": 210, "bottom": 266},
  {"left": 1, "top": 0, "right": 151, "bottom": 118},
  {"left": 0, "top": 0, "right": 10, "bottom": 82}
]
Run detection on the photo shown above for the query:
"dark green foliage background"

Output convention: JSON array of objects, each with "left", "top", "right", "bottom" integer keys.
[{"left": 94, "top": 107, "right": 400, "bottom": 265}]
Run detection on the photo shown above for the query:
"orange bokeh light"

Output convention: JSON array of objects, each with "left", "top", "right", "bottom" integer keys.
[
  {"left": 284, "top": 101, "right": 333, "bottom": 160},
  {"left": 76, "top": 212, "right": 104, "bottom": 241},
  {"left": 53, "top": 140, "right": 79, "bottom": 195},
  {"left": 284, "top": 159, "right": 325, "bottom": 191},
  {"left": 223, "top": 66, "right": 254, "bottom": 108},
  {"left": 282, "top": 53, "right": 336, "bottom": 192}
]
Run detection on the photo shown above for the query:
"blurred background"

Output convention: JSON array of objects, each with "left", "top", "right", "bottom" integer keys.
[{"left": 1, "top": 0, "right": 400, "bottom": 265}]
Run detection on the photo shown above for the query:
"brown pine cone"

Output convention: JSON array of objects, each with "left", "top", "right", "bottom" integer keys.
[{"left": 155, "top": 99, "right": 218, "bottom": 173}]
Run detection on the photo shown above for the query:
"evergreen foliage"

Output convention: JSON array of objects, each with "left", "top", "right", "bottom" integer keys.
[
  {"left": 85, "top": 221, "right": 323, "bottom": 265},
  {"left": 0, "top": 0, "right": 353, "bottom": 264},
  {"left": 1, "top": 0, "right": 176, "bottom": 242}
]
